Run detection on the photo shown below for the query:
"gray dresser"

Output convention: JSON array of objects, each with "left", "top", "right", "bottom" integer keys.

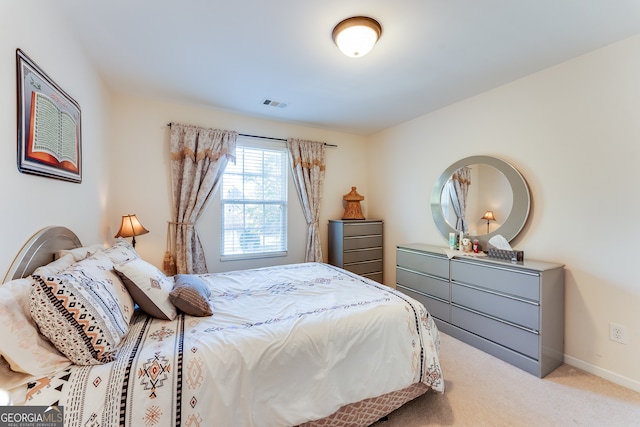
[
  {"left": 328, "top": 219, "right": 383, "bottom": 283},
  {"left": 396, "top": 243, "right": 564, "bottom": 377}
]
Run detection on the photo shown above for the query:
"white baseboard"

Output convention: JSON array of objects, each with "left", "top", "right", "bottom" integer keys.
[{"left": 564, "top": 354, "right": 640, "bottom": 393}]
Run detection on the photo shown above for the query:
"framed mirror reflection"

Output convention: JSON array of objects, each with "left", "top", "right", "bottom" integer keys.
[{"left": 431, "top": 155, "right": 530, "bottom": 248}]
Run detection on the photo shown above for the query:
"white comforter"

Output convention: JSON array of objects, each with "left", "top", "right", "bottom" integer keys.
[{"left": 13, "top": 262, "right": 443, "bottom": 426}]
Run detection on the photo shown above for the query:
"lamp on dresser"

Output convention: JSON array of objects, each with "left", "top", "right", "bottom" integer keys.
[{"left": 115, "top": 214, "right": 149, "bottom": 248}]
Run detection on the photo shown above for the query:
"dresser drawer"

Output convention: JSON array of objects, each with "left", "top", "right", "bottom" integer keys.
[
  {"left": 397, "top": 267, "right": 449, "bottom": 301},
  {"left": 344, "top": 235, "right": 382, "bottom": 250},
  {"left": 343, "top": 222, "right": 382, "bottom": 237},
  {"left": 397, "top": 249, "right": 449, "bottom": 279},
  {"left": 451, "top": 306, "right": 539, "bottom": 359},
  {"left": 362, "top": 272, "right": 382, "bottom": 283},
  {"left": 345, "top": 260, "right": 382, "bottom": 275},
  {"left": 344, "top": 247, "right": 382, "bottom": 264},
  {"left": 451, "top": 283, "right": 539, "bottom": 331},
  {"left": 451, "top": 260, "right": 540, "bottom": 301},
  {"left": 397, "top": 285, "right": 450, "bottom": 322}
]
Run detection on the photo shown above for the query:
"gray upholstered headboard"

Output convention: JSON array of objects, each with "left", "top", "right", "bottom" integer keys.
[{"left": 3, "top": 226, "right": 82, "bottom": 283}]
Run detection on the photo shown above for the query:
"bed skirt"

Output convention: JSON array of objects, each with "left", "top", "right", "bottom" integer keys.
[{"left": 298, "top": 382, "right": 430, "bottom": 427}]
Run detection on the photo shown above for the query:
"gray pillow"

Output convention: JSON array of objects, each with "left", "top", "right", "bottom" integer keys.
[{"left": 169, "top": 274, "right": 213, "bottom": 317}]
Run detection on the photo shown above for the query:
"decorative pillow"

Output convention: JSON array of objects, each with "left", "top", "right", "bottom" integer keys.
[
  {"left": 32, "top": 252, "right": 77, "bottom": 277},
  {"left": 30, "top": 252, "right": 134, "bottom": 365},
  {"left": 101, "top": 239, "right": 140, "bottom": 264},
  {"left": 170, "top": 274, "right": 213, "bottom": 317},
  {"left": 0, "top": 278, "right": 71, "bottom": 388},
  {"left": 114, "top": 258, "right": 177, "bottom": 320},
  {"left": 56, "top": 243, "right": 105, "bottom": 261}
]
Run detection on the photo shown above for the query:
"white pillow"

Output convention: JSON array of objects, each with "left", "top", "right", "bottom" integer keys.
[
  {"left": 56, "top": 243, "right": 105, "bottom": 261},
  {"left": 31, "top": 252, "right": 77, "bottom": 277},
  {"left": 0, "top": 278, "right": 71, "bottom": 388},
  {"left": 114, "top": 258, "right": 177, "bottom": 320},
  {"left": 101, "top": 239, "right": 140, "bottom": 264}
]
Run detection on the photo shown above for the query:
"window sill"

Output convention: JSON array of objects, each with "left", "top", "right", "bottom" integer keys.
[{"left": 220, "top": 251, "right": 288, "bottom": 262}]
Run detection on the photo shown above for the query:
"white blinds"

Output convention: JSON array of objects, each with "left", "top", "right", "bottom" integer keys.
[{"left": 220, "top": 145, "right": 288, "bottom": 256}]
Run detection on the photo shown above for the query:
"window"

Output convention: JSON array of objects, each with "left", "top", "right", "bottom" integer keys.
[{"left": 220, "top": 143, "right": 288, "bottom": 258}]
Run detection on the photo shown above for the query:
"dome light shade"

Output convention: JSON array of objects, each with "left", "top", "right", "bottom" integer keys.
[{"left": 332, "top": 16, "right": 382, "bottom": 58}]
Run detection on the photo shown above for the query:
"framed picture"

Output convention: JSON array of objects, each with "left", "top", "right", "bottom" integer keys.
[{"left": 16, "top": 49, "right": 82, "bottom": 183}]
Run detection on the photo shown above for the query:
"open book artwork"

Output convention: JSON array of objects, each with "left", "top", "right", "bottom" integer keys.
[
  {"left": 28, "top": 92, "right": 79, "bottom": 172},
  {"left": 17, "top": 49, "right": 82, "bottom": 183}
]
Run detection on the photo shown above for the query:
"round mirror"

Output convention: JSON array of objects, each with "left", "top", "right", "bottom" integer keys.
[
  {"left": 431, "top": 155, "right": 530, "bottom": 247},
  {"left": 439, "top": 163, "right": 513, "bottom": 235}
]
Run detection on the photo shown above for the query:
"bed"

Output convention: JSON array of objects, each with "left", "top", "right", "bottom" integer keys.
[{"left": 1, "top": 226, "right": 444, "bottom": 426}]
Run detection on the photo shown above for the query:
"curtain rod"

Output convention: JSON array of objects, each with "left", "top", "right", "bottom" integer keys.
[{"left": 166, "top": 123, "right": 337, "bottom": 147}]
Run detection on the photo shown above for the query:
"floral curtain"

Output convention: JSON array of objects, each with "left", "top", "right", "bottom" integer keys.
[
  {"left": 287, "top": 138, "right": 326, "bottom": 262},
  {"left": 169, "top": 123, "right": 237, "bottom": 274},
  {"left": 450, "top": 166, "right": 472, "bottom": 233}
]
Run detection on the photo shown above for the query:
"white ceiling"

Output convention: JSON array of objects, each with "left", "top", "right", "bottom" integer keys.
[{"left": 58, "top": 0, "right": 640, "bottom": 135}]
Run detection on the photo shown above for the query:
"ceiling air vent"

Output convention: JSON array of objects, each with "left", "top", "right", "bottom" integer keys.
[{"left": 262, "top": 98, "right": 287, "bottom": 108}]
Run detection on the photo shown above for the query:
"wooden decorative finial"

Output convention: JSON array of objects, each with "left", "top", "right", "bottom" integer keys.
[{"left": 342, "top": 187, "right": 365, "bottom": 220}]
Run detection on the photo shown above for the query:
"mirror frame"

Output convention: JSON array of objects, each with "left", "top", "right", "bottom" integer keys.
[{"left": 431, "top": 155, "right": 530, "bottom": 246}]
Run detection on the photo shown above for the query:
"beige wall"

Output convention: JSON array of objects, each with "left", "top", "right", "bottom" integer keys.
[
  {"left": 109, "top": 94, "right": 368, "bottom": 271},
  {"left": 0, "top": 1, "right": 112, "bottom": 276},
  {"left": 367, "top": 34, "right": 640, "bottom": 391}
]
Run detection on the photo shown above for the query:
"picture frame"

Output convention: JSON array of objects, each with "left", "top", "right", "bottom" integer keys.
[{"left": 16, "top": 49, "right": 82, "bottom": 183}]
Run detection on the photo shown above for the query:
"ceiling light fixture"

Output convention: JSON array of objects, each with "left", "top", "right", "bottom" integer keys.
[{"left": 332, "top": 16, "right": 382, "bottom": 58}]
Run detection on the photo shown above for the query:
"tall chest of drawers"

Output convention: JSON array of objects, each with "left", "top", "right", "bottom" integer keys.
[
  {"left": 328, "top": 219, "right": 383, "bottom": 283},
  {"left": 396, "top": 243, "right": 564, "bottom": 377}
]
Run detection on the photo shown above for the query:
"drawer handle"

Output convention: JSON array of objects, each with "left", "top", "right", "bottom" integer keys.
[{"left": 345, "top": 260, "right": 382, "bottom": 266}]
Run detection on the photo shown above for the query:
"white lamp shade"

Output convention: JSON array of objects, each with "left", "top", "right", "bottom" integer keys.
[{"left": 333, "top": 16, "right": 382, "bottom": 58}]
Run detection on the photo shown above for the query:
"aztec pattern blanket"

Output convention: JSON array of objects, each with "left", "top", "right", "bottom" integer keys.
[{"left": 13, "top": 263, "right": 443, "bottom": 427}]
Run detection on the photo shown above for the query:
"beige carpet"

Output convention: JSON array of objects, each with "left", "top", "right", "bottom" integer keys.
[{"left": 375, "top": 333, "right": 640, "bottom": 426}]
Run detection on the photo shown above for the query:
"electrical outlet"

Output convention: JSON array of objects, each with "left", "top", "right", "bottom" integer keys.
[{"left": 610, "top": 322, "right": 628, "bottom": 344}]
